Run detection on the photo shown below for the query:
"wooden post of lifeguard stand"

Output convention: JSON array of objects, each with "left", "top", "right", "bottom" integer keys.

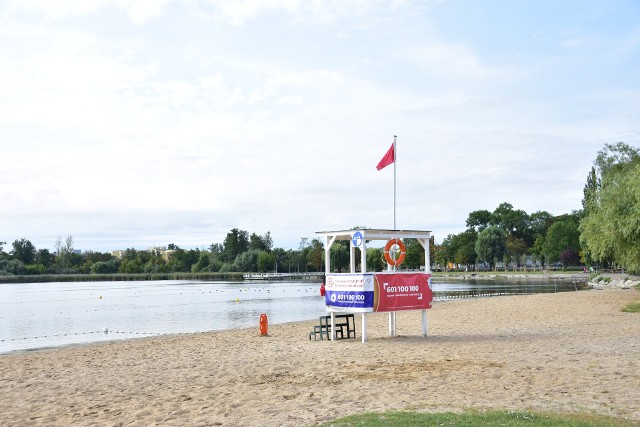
[{"left": 317, "top": 228, "right": 432, "bottom": 343}]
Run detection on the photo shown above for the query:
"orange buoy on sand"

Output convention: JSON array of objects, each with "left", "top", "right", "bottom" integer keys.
[{"left": 259, "top": 313, "right": 268, "bottom": 336}]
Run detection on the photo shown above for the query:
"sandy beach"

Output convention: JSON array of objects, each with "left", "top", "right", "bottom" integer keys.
[{"left": 1, "top": 287, "right": 638, "bottom": 426}]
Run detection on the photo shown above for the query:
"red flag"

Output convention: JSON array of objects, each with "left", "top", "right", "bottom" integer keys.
[{"left": 376, "top": 143, "right": 395, "bottom": 171}]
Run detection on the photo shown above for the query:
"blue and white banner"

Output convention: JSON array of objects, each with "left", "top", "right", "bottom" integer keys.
[{"left": 325, "top": 273, "right": 374, "bottom": 312}]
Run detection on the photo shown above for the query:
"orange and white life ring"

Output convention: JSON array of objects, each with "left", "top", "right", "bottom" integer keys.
[{"left": 384, "top": 238, "right": 406, "bottom": 266}]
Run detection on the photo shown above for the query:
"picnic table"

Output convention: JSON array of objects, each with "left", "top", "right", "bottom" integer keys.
[{"left": 309, "top": 313, "right": 356, "bottom": 340}]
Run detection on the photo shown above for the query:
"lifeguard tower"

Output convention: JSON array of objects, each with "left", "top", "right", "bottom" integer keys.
[{"left": 316, "top": 228, "right": 433, "bottom": 343}]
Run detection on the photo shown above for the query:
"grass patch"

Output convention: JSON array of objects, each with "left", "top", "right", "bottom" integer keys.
[
  {"left": 622, "top": 301, "right": 640, "bottom": 313},
  {"left": 316, "top": 410, "right": 635, "bottom": 427}
]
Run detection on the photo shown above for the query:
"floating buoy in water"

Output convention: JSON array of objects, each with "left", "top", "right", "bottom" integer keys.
[
  {"left": 235, "top": 298, "right": 240, "bottom": 303},
  {"left": 103, "top": 327, "right": 109, "bottom": 334},
  {"left": 99, "top": 296, "right": 103, "bottom": 299},
  {"left": 259, "top": 313, "right": 268, "bottom": 336}
]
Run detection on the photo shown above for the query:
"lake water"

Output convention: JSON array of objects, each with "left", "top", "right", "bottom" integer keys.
[{"left": 0, "top": 278, "right": 585, "bottom": 354}]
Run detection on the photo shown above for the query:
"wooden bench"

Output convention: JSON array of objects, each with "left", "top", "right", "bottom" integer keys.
[{"left": 309, "top": 314, "right": 356, "bottom": 340}]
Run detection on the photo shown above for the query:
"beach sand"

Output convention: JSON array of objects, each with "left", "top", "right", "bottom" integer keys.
[{"left": 1, "top": 288, "right": 639, "bottom": 426}]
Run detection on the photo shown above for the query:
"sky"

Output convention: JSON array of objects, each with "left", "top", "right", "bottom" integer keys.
[{"left": 1, "top": 0, "right": 639, "bottom": 254}]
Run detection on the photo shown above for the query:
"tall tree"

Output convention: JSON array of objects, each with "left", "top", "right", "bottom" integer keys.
[
  {"left": 54, "top": 235, "right": 75, "bottom": 271},
  {"left": 11, "top": 238, "right": 36, "bottom": 265},
  {"left": 307, "top": 238, "right": 324, "bottom": 272},
  {"left": 330, "top": 241, "right": 349, "bottom": 273},
  {"left": 543, "top": 219, "right": 580, "bottom": 264},
  {"left": 506, "top": 235, "right": 528, "bottom": 268},
  {"left": 366, "top": 247, "right": 385, "bottom": 272},
  {"left": 492, "top": 202, "right": 530, "bottom": 240},
  {"left": 256, "top": 250, "right": 275, "bottom": 273},
  {"left": 475, "top": 226, "right": 506, "bottom": 271},
  {"left": 580, "top": 151, "right": 640, "bottom": 272},
  {"left": 403, "top": 238, "right": 424, "bottom": 270},
  {"left": 222, "top": 228, "right": 249, "bottom": 262},
  {"left": 466, "top": 209, "right": 493, "bottom": 231},
  {"left": 249, "top": 232, "right": 273, "bottom": 252}
]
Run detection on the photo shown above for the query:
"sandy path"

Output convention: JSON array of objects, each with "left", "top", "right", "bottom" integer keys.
[{"left": 1, "top": 288, "right": 638, "bottom": 426}]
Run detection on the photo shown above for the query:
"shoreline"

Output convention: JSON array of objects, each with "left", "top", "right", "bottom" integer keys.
[
  {"left": 1, "top": 287, "right": 638, "bottom": 426},
  {"left": 0, "top": 270, "right": 626, "bottom": 285}
]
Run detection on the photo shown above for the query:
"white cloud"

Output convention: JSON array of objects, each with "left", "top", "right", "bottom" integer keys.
[
  {"left": 1, "top": 0, "right": 110, "bottom": 20},
  {"left": 115, "top": 0, "right": 172, "bottom": 24},
  {"left": 2, "top": 0, "right": 171, "bottom": 24}
]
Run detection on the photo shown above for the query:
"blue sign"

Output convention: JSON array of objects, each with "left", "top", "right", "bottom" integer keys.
[
  {"left": 325, "top": 290, "right": 374, "bottom": 310},
  {"left": 351, "top": 231, "right": 363, "bottom": 247},
  {"left": 324, "top": 273, "right": 374, "bottom": 313}
]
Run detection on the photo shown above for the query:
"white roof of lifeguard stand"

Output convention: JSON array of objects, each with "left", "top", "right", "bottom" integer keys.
[
  {"left": 316, "top": 228, "right": 432, "bottom": 274},
  {"left": 316, "top": 228, "right": 432, "bottom": 240}
]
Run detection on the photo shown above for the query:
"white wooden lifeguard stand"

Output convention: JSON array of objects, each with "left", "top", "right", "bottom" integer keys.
[{"left": 316, "top": 228, "right": 432, "bottom": 343}]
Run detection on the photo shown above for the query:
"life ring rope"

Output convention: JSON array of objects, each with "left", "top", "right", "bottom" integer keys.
[{"left": 384, "top": 238, "right": 406, "bottom": 267}]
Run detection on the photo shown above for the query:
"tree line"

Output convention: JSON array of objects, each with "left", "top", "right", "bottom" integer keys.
[
  {"left": 1, "top": 142, "right": 638, "bottom": 277},
  {"left": 0, "top": 230, "right": 324, "bottom": 276}
]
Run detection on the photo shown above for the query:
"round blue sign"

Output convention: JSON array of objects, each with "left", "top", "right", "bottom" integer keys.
[{"left": 351, "top": 231, "right": 363, "bottom": 247}]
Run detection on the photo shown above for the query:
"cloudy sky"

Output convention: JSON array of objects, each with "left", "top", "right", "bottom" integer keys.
[{"left": 1, "top": 0, "right": 639, "bottom": 253}]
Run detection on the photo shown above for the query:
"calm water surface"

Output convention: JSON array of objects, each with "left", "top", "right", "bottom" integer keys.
[{"left": 0, "top": 278, "right": 585, "bottom": 354}]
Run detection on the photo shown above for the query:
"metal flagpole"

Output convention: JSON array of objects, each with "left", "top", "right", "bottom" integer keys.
[
  {"left": 393, "top": 135, "right": 397, "bottom": 230},
  {"left": 392, "top": 134, "right": 398, "bottom": 336}
]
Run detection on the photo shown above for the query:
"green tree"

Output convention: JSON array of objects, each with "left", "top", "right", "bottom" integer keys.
[
  {"left": 249, "top": 233, "right": 268, "bottom": 252},
  {"left": 35, "top": 249, "right": 54, "bottom": 270},
  {"left": 256, "top": 250, "right": 275, "bottom": 273},
  {"left": 475, "top": 226, "right": 506, "bottom": 271},
  {"left": 223, "top": 228, "right": 249, "bottom": 262},
  {"left": 167, "top": 248, "right": 200, "bottom": 272},
  {"left": 439, "top": 231, "right": 477, "bottom": 270},
  {"left": 191, "top": 253, "right": 210, "bottom": 272},
  {"left": 307, "top": 238, "right": 324, "bottom": 272},
  {"left": 11, "top": 238, "right": 36, "bottom": 264},
  {"left": 542, "top": 219, "right": 580, "bottom": 265},
  {"left": 54, "top": 235, "right": 75, "bottom": 272},
  {"left": 272, "top": 247, "right": 286, "bottom": 273},
  {"left": 506, "top": 235, "right": 528, "bottom": 268},
  {"left": 234, "top": 249, "right": 260, "bottom": 272},
  {"left": 439, "top": 234, "right": 458, "bottom": 268},
  {"left": 528, "top": 210, "right": 553, "bottom": 250},
  {"left": 0, "top": 259, "right": 27, "bottom": 275},
  {"left": 492, "top": 202, "right": 530, "bottom": 241},
  {"left": 453, "top": 230, "right": 477, "bottom": 269},
  {"left": 403, "top": 238, "right": 424, "bottom": 270},
  {"left": 466, "top": 209, "right": 493, "bottom": 231},
  {"left": 209, "top": 243, "right": 224, "bottom": 255},
  {"left": 366, "top": 247, "right": 385, "bottom": 272},
  {"left": 330, "top": 241, "right": 349, "bottom": 273},
  {"left": 91, "top": 259, "right": 119, "bottom": 274},
  {"left": 580, "top": 155, "right": 640, "bottom": 272},
  {"left": 594, "top": 141, "right": 640, "bottom": 177}
]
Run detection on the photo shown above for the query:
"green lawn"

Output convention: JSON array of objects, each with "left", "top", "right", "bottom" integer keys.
[
  {"left": 316, "top": 410, "right": 636, "bottom": 427},
  {"left": 622, "top": 300, "right": 640, "bottom": 313}
]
